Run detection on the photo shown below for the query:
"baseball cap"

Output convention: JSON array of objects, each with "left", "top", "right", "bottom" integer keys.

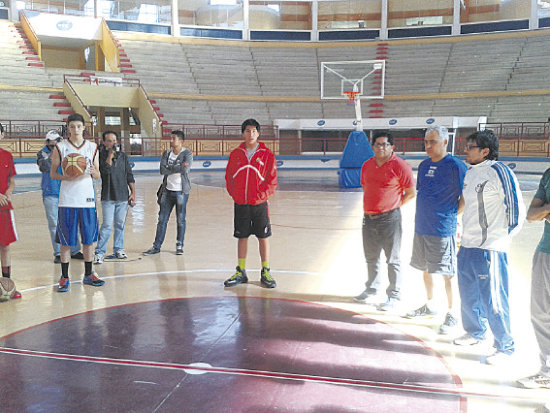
[{"left": 45, "top": 130, "right": 62, "bottom": 142}]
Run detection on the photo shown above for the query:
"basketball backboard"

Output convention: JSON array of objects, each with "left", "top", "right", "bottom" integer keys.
[{"left": 320, "top": 60, "right": 385, "bottom": 100}]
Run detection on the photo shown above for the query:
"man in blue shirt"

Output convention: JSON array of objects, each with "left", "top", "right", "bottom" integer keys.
[
  {"left": 405, "top": 126, "right": 467, "bottom": 334},
  {"left": 36, "top": 130, "right": 82, "bottom": 263}
]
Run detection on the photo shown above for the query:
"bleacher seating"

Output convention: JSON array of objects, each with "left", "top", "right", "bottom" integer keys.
[{"left": 2, "top": 16, "right": 550, "bottom": 126}]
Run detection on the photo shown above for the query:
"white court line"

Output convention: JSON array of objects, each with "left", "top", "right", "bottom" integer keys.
[
  {"left": 19, "top": 269, "right": 325, "bottom": 294},
  {"left": 0, "top": 346, "right": 546, "bottom": 404}
]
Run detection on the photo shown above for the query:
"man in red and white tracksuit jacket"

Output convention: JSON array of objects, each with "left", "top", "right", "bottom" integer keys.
[{"left": 224, "top": 119, "right": 278, "bottom": 289}]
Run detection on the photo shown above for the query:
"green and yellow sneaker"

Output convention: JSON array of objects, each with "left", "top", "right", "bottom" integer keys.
[
  {"left": 260, "top": 267, "right": 276, "bottom": 289},
  {"left": 224, "top": 266, "right": 248, "bottom": 287}
]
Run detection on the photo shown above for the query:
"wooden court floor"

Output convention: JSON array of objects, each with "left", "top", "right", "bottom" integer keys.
[{"left": 0, "top": 170, "right": 548, "bottom": 412}]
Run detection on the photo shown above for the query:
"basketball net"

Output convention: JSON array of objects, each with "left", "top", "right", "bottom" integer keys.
[{"left": 343, "top": 91, "right": 363, "bottom": 131}]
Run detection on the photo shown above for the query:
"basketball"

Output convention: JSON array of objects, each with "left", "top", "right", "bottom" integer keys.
[
  {"left": 0, "top": 277, "right": 16, "bottom": 302},
  {"left": 62, "top": 153, "right": 87, "bottom": 177}
]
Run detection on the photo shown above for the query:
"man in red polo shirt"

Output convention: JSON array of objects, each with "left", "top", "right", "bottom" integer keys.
[
  {"left": 354, "top": 131, "right": 415, "bottom": 311},
  {"left": 0, "top": 122, "right": 21, "bottom": 300}
]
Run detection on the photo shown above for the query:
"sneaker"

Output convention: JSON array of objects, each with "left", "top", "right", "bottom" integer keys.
[
  {"left": 83, "top": 272, "right": 105, "bottom": 287},
  {"left": 11, "top": 290, "right": 21, "bottom": 299},
  {"left": 176, "top": 247, "right": 183, "bottom": 255},
  {"left": 53, "top": 255, "right": 61, "bottom": 264},
  {"left": 454, "top": 333, "right": 482, "bottom": 346},
  {"left": 438, "top": 312, "right": 458, "bottom": 335},
  {"left": 115, "top": 250, "right": 128, "bottom": 259},
  {"left": 486, "top": 350, "right": 513, "bottom": 366},
  {"left": 354, "top": 289, "right": 377, "bottom": 304},
  {"left": 224, "top": 267, "right": 248, "bottom": 287},
  {"left": 404, "top": 304, "right": 438, "bottom": 319},
  {"left": 58, "top": 277, "right": 70, "bottom": 292},
  {"left": 517, "top": 373, "right": 550, "bottom": 389},
  {"left": 93, "top": 253, "right": 104, "bottom": 264},
  {"left": 377, "top": 297, "right": 399, "bottom": 312},
  {"left": 143, "top": 247, "right": 160, "bottom": 255},
  {"left": 71, "top": 252, "right": 84, "bottom": 260},
  {"left": 260, "top": 267, "right": 276, "bottom": 288}
]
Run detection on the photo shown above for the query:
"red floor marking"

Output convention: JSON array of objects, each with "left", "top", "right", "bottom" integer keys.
[{"left": 0, "top": 347, "right": 542, "bottom": 403}]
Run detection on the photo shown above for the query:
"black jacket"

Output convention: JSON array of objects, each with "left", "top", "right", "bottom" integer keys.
[{"left": 99, "top": 147, "right": 135, "bottom": 202}]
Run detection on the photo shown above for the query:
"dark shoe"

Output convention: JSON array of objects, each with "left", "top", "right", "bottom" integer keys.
[
  {"left": 143, "top": 247, "right": 160, "bottom": 255},
  {"left": 58, "top": 277, "right": 70, "bottom": 292},
  {"left": 404, "top": 304, "right": 438, "bottom": 319},
  {"left": 354, "top": 289, "right": 378, "bottom": 304},
  {"left": 83, "top": 272, "right": 105, "bottom": 287},
  {"left": 438, "top": 312, "right": 458, "bottom": 335},
  {"left": 71, "top": 252, "right": 84, "bottom": 260},
  {"left": 53, "top": 256, "right": 61, "bottom": 264},
  {"left": 224, "top": 267, "right": 248, "bottom": 287},
  {"left": 176, "top": 247, "right": 183, "bottom": 255},
  {"left": 260, "top": 267, "right": 276, "bottom": 288}
]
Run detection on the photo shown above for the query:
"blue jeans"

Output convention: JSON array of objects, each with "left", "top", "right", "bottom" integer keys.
[
  {"left": 95, "top": 200, "right": 128, "bottom": 256},
  {"left": 457, "top": 247, "right": 514, "bottom": 354},
  {"left": 362, "top": 209, "right": 402, "bottom": 299},
  {"left": 43, "top": 196, "right": 80, "bottom": 257},
  {"left": 153, "top": 190, "right": 189, "bottom": 249}
]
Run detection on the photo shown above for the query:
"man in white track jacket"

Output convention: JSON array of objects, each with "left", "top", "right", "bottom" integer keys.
[{"left": 453, "top": 129, "right": 525, "bottom": 366}]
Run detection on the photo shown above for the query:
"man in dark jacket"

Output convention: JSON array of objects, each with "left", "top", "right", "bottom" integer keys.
[
  {"left": 37, "top": 130, "right": 82, "bottom": 263},
  {"left": 143, "top": 130, "right": 193, "bottom": 256},
  {"left": 93, "top": 131, "right": 135, "bottom": 263}
]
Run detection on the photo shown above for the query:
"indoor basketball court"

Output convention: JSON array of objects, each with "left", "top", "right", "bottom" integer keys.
[{"left": 0, "top": 169, "right": 548, "bottom": 413}]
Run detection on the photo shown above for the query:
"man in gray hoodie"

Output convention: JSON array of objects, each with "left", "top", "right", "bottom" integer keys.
[{"left": 143, "top": 130, "right": 193, "bottom": 255}]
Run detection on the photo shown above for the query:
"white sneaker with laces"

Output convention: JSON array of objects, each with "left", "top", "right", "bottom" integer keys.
[
  {"left": 453, "top": 333, "right": 482, "bottom": 346},
  {"left": 93, "top": 253, "right": 104, "bottom": 264},
  {"left": 517, "top": 373, "right": 550, "bottom": 389},
  {"left": 115, "top": 250, "right": 128, "bottom": 259},
  {"left": 438, "top": 312, "right": 458, "bottom": 335},
  {"left": 486, "top": 351, "right": 513, "bottom": 366}
]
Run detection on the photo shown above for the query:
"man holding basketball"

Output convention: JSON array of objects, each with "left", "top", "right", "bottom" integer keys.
[
  {"left": 50, "top": 113, "right": 104, "bottom": 292},
  {"left": 0, "top": 122, "right": 21, "bottom": 300},
  {"left": 354, "top": 131, "right": 415, "bottom": 311},
  {"left": 37, "top": 130, "right": 83, "bottom": 263}
]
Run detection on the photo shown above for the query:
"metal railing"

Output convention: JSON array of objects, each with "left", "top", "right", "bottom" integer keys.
[{"left": 3, "top": 120, "right": 550, "bottom": 158}]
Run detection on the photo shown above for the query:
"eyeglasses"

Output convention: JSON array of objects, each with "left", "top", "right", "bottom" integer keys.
[
  {"left": 465, "top": 144, "right": 480, "bottom": 151},
  {"left": 374, "top": 142, "right": 391, "bottom": 148}
]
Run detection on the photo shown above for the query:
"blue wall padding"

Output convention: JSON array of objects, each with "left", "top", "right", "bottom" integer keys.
[{"left": 339, "top": 131, "right": 374, "bottom": 187}]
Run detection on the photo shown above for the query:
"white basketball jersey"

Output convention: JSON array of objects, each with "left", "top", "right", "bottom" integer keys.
[{"left": 57, "top": 139, "right": 97, "bottom": 208}]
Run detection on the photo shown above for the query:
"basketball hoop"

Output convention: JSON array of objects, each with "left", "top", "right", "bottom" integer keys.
[{"left": 344, "top": 91, "right": 360, "bottom": 105}]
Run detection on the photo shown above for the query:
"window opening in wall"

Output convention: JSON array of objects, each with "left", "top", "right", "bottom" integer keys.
[
  {"left": 211, "top": 0, "right": 238, "bottom": 5},
  {"left": 406, "top": 16, "right": 443, "bottom": 26}
]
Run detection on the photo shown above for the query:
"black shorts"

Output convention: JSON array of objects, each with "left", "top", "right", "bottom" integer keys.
[{"left": 233, "top": 202, "right": 272, "bottom": 239}]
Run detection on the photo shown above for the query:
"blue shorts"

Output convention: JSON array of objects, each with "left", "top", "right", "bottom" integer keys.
[{"left": 56, "top": 207, "right": 99, "bottom": 246}]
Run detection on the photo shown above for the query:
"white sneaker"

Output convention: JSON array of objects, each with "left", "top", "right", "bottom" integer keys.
[
  {"left": 517, "top": 373, "right": 550, "bottom": 389},
  {"left": 93, "top": 253, "right": 104, "bottom": 264},
  {"left": 486, "top": 350, "right": 513, "bottom": 366},
  {"left": 115, "top": 250, "right": 128, "bottom": 259},
  {"left": 453, "top": 333, "right": 482, "bottom": 346},
  {"left": 377, "top": 297, "right": 400, "bottom": 312}
]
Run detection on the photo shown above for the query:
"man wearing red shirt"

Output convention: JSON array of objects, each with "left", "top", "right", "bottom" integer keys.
[
  {"left": 0, "top": 123, "right": 21, "bottom": 300},
  {"left": 224, "top": 119, "right": 278, "bottom": 288},
  {"left": 354, "top": 131, "right": 415, "bottom": 311}
]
